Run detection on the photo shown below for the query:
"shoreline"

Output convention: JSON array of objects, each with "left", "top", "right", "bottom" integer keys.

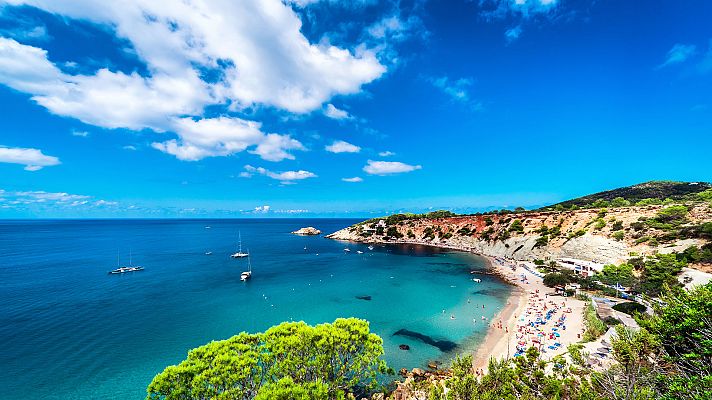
[
  {"left": 328, "top": 235, "right": 587, "bottom": 372},
  {"left": 471, "top": 256, "right": 527, "bottom": 371}
]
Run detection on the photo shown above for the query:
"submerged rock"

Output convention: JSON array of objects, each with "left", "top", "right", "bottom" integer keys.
[
  {"left": 393, "top": 328, "right": 457, "bottom": 352},
  {"left": 356, "top": 295, "right": 372, "bottom": 301},
  {"left": 291, "top": 227, "right": 322, "bottom": 235},
  {"left": 399, "top": 344, "right": 410, "bottom": 350}
]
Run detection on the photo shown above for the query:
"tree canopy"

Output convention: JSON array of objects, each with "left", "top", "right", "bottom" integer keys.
[{"left": 146, "top": 318, "right": 388, "bottom": 400}]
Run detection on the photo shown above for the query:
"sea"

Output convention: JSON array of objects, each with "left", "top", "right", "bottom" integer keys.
[{"left": 0, "top": 219, "right": 511, "bottom": 400}]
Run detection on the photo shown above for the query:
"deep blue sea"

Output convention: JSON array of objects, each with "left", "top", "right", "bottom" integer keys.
[{"left": 0, "top": 219, "right": 511, "bottom": 399}]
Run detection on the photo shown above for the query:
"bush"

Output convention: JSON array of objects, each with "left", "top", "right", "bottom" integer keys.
[
  {"left": 582, "top": 304, "right": 607, "bottom": 342},
  {"left": 508, "top": 219, "right": 524, "bottom": 233},
  {"left": 567, "top": 229, "right": 586, "bottom": 239},
  {"left": 593, "top": 218, "right": 606, "bottom": 230},
  {"left": 612, "top": 231, "right": 625, "bottom": 241},
  {"left": 612, "top": 301, "right": 647, "bottom": 316},
  {"left": 543, "top": 272, "right": 573, "bottom": 287}
]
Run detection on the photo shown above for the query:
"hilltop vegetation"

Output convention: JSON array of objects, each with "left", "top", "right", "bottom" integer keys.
[{"left": 544, "top": 181, "right": 712, "bottom": 210}]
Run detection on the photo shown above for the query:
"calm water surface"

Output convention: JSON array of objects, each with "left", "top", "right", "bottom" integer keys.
[{"left": 0, "top": 219, "right": 511, "bottom": 399}]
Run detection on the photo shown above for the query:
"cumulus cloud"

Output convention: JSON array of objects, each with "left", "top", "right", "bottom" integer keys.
[
  {"left": 658, "top": 43, "right": 697, "bottom": 69},
  {"left": 244, "top": 165, "right": 317, "bottom": 183},
  {"left": 325, "top": 140, "right": 361, "bottom": 153},
  {"left": 378, "top": 150, "right": 395, "bottom": 157},
  {"left": 254, "top": 205, "right": 271, "bottom": 213},
  {"left": 363, "top": 160, "right": 421, "bottom": 175},
  {"left": 324, "top": 103, "right": 352, "bottom": 120},
  {"left": 0, "top": 1, "right": 386, "bottom": 160},
  {"left": 342, "top": 177, "right": 363, "bottom": 182},
  {"left": 150, "top": 117, "right": 305, "bottom": 162},
  {"left": 0, "top": 145, "right": 60, "bottom": 171}
]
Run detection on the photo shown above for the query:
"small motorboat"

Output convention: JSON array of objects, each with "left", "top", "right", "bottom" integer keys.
[
  {"left": 368, "top": 245, "right": 374, "bottom": 251},
  {"left": 205, "top": 251, "right": 213, "bottom": 255},
  {"left": 343, "top": 248, "right": 351, "bottom": 253},
  {"left": 356, "top": 250, "right": 363, "bottom": 254}
]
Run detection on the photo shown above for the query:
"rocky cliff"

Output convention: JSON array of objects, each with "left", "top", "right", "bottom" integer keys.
[{"left": 327, "top": 203, "right": 712, "bottom": 265}]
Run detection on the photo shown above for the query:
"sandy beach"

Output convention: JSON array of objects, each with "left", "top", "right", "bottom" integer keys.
[{"left": 472, "top": 256, "right": 587, "bottom": 371}]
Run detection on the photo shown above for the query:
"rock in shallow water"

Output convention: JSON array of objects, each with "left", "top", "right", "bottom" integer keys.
[
  {"left": 399, "top": 344, "right": 410, "bottom": 350},
  {"left": 356, "top": 295, "right": 372, "bottom": 301}
]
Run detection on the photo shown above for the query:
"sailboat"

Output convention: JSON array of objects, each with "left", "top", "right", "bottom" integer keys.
[
  {"left": 109, "top": 250, "right": 144, "bottom": 274},
  {"left": 231, "top": 231, "right": 249, "bottom": 258},
  {"left": 241, "top": 252, "right": 252, "bottom": 281}
]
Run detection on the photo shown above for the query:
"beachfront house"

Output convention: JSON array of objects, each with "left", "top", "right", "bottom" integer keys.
[{"left": 556, "top": 258, "right": 604, "bottom": 277}]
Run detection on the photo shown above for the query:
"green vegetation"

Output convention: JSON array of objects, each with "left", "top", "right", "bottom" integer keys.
[
  {"left": 612, "top": 301, "right": 647, "bottom": 316},
  {"left": 582, "top": 303, "right": 607, "bottom": 342},
  {"left": 508, "top": 219, "right": 524, "bottom": 233},
  {"left": 612, "top": 231, "right": 625, "bottom": 241},
  {"left": 567, "top": 229, "right": 586, "bottom": 239},
  {"left": 677, "top": 244, "right": 712, "bottom": 264},
  {"left": 386, "top": 226, "right": 403, "bottom": 239},
  {"left": 146, "top": 318, "right": 388, "bottom": 400},
  {"left": 544, "top": 181, "right": 712, "bottom": 210},
  {"left": 600, "top": 263, "right": 635, "bottom": 287},
  {"left": 637, "top": 284, "right": 712, "bottom": 400},
  {"left": 593, "top": 218, "right": 606, "bottom": 230}
]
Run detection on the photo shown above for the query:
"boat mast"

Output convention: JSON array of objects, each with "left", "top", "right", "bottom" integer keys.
[{"left": 238, "top": 231, "right": 242, "bottom": 253}]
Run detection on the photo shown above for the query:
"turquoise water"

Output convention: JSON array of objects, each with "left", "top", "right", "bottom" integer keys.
[{"left": 0, "top": 219, "right": 511, "bottom": 399}]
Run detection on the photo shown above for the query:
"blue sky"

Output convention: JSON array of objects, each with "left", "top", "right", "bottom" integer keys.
[{"left": 0, "top": 0, "right": 711, "bottom": 218}]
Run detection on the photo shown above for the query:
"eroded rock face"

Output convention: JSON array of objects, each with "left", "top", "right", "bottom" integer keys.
[
  {"left": 326, "top": 204, "right": 712, "bottom": 265},
  {"left": 291, "top": 226, "right": 322, "bottom": 235}
]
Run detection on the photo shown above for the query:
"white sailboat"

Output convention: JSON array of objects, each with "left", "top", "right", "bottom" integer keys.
[
  {"left": 241, "top": 252, "right": 252, "bottom": 281},
  {"left": 231, "top": 231, "right": 249, "bottom": 258},
  {"left": 109, "top": 249, "right": 144, "bottom": 274}
]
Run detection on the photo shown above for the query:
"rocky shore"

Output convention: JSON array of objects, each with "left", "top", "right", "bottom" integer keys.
[{"left": 291, "top": 226, "right": 322, "bottom": 235}]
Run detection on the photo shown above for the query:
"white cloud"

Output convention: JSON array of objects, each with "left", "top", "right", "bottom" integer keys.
[
  {"left": 658, "top": 43, "right": 697, "bottom": 69},
  {"left": 151, "top": 117, "right": 305, "bottom": 162},
  {"left": 71, "top": 130, "right": 89, "bottom": 137},
  {"left": 324, "top": 103, "right": 352, "bottom": 120},
  {"left": 505, "top": 25, "right": 522, "bottom": 43},
  {"left": 378, "top": 150, "right": 395, "bottom": 157},
  {"left": 0, "top": 1, "right": 386, "bottom": 160},
  {"left": 244, "top": 165, "right": 317, "bottom": 183},
  {"left": 481, "top": 0, "right": 560, "bottom": 19},
  {"left": 254, "top": 205, "right": 271, "bottom": 213},
  {"left": 342, "top": 177, "right": 363, "bottom": 182},
  {"left": 429, "top": 76, "right": 474, "bottom": 102},
  {"left": 0, "top": 189, "right": 120, "bottom": 211},
  {"left": 122, "top": 145, "right": 137, "bottom": 151},
  {"left": 0, "top": 145, "right": 60, "bottom": 171},
  {"left": 363, "top": 160, "right": 421, "bottom": 175},
  {"left": 325, "top": 140, "right": 360, "bottom": 153}
]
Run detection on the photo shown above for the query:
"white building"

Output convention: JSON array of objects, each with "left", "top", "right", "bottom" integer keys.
[{"left": 557, "top": 258, "right": 605, "bottom": 277}]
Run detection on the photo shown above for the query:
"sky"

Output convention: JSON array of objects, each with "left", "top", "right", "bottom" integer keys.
[{"left": 0, "top": 0, "right": 711, "bottom": 218}]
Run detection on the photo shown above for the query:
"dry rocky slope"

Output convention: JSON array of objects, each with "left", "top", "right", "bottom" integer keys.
[{"left": 328, "top": 184, "right": 712, "bottom": 268}]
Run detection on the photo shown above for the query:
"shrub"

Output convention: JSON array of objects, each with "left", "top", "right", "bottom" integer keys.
[
  {"left": 612, "top": 301, "right": 647, "bottom": 316},
  {"left": 612, "top": 231, "right": 625, "bottom": 241},
  {"left": 508, "top": 219, "right": 524, "bottom": 233}
]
